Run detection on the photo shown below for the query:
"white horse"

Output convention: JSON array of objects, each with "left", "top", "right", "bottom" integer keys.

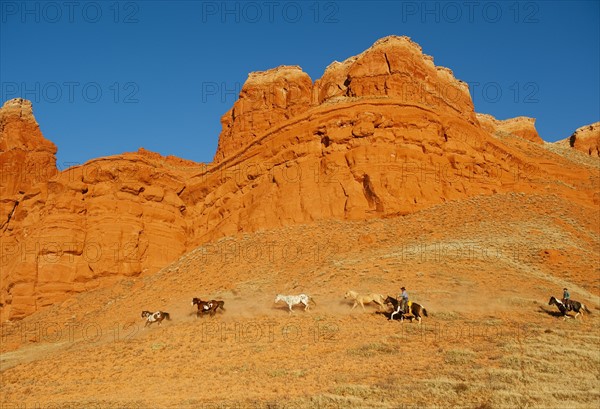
[{"left": 274, "top": 294, "right": 315, "bottom": 313}]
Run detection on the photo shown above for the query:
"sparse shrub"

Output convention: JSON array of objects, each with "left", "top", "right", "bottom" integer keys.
[{"left": 455, "top": 382, "right": 469, "bottom": 393}]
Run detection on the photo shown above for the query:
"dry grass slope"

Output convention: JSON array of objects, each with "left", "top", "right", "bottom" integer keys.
[{"left": 1, "top": 193, "right": 599, "bottom": 409}]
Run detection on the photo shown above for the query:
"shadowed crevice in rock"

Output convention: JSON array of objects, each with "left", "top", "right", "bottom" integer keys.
[
  {"left": 362, "top": 174, "right": 384, "bottom": 213},
  {"left": 1, "top": 199, "right": 19, "bottom": 231}
]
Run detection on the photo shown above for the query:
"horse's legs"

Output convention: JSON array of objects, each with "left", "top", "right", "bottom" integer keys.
[
  {"left": 390, "top": 307, "right": 401, "bottom": 321},
  {"left": 351, "top": 301, "right": 357, "bottom": 310},
  {"left": 360, "top": 301, "right": 366, "bottom": 312}
]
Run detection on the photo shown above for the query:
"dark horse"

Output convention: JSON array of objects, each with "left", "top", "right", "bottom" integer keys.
[
  {"left": 548, "top": 296, "right": 590, "bottom": 320},
  {"left": 192, "top": 297, "right": 225, "bottom": 317},
  {"left": 383, "top": 296, "right": 428, "bottom": 324}
]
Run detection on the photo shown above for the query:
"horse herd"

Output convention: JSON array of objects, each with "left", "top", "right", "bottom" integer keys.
[
  {"left": 140, "top": 291, "right": 430, "bottom": 327},
  {"left": 140, "top": 292, "right": 591, "bottom": 327}
]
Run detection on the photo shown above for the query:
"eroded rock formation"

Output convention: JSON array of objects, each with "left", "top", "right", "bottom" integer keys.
[
  {"left": 476, "top": 113, "right": 543, "bottom": 144},
  {"left": 569, "top": 122, "right": 600, "bottom": 156},
  {"left": 1, "top": 36, "right": 597, "bottom": 321},
  {"left": 0, "top": 104, "right": 204, "bottom": 318}
]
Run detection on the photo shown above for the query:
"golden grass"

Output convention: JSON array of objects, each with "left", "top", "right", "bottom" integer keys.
[{"left": 2, "top": 194, "right": 599, "bottom": 409}]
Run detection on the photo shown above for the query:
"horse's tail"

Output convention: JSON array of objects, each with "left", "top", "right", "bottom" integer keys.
[
  {"left": 583, "top": 304, "right": 592, "bottom": 314},
  {"left": 310, "top": 297, "right": 317, "bottom": 306},
  {"left": 219, "top": 301, "right": 225, "bottom": 310},
  {"left": 163, "top": 312, "right": 171, "bottom": 321},
  {"left": 422, "top": 307, "right": 428, "bottom": 317}
]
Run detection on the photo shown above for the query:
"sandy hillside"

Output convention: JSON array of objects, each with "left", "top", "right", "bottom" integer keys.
[{"left": 1, "top": 191, "right": 599, "bottom": 409}]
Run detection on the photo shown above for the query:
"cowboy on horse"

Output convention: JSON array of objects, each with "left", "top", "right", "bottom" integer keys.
[
  {"left": 562, "top": 287, "right": 572, "bottom": 310},
  {"left": 398, "top": 286, "right": 409, "bottom": 314}
]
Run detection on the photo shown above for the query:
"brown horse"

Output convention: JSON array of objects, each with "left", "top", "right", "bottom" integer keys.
[
  {"left": 384, "top": 296, "right": 428, "bottom": 324},
  {"left": 192, "top": 297, "right": 225, "bottom": 317}
]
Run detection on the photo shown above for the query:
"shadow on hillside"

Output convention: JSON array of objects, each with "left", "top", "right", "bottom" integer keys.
[{"left": 537, "top": 306, "right": 566, "bottom": 318}]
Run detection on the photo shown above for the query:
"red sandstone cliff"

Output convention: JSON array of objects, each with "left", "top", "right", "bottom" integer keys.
[
  {"left": 1, "top": 36, "right": 597, "bottom": 321},
  {"left": 476, "top": 113, "right": 543, "bottom": 144},
  {"left": 0, "top": 98, "right": 58, "bottom": 229},
  {"left": 0, "top": 102, "right": 205, "bottom": 319},
  {"left": 568, "top": 122, "right": 600, "bottom": 156}
]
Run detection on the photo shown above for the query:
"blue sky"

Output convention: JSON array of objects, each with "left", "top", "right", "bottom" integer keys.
[{"left": 1, "top": 0, "right": 599, "bottom": 167}]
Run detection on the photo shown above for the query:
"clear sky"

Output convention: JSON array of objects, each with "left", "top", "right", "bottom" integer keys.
[{"left": 1, "top": 0, "right": 599, "bottom": 167}]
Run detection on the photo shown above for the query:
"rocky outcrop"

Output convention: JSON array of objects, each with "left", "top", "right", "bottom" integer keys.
[
  {"left": 0, "top": 99, "right": 58, "bottom": 231},
  {"left": 184, "top": 37, "right": 584, "bottom": 246},
  {"left": 215, "top": 36, "right": 475, "bottom": 162},
  {"left": 1, "top": 140, "right": 205, "bottom": 319},
  {"left": 315, "top": 36, "right": 475, "bottom": 122},
  {"left": 215, "top": 66, "right": 313, "bottom": 162},
  {"left": 568, "top": 122, "right": 600, "bottom": 156},
  {"left": 476, "top": 113, "right": 543, "bottom": 144}
]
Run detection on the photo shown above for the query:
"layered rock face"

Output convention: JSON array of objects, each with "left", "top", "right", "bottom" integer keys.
[
  {"left": 476, "top": 113, "right": 543, "bottom": 144},
  {"left": 2, "top": 36, "right": 598, "bottom": 321},
  {"left": 314, "top": 36, "right": 475, "bottom": 122},
  {"left": 569, "top": 122, "right": 600, "bottom": 156},
  {"left": 0, "top": 99, "right": 58, "bottom": 229},
  {"left": 215, "top": 66, "right": 313, "bottom": 162},
  {"left": 0, "top": 103, "right": 204, "bottom": 319},
  {"left": 186, "top": 36, "right": 578, "bottom": 244},
  {"left": 215, "top": 37, "right": 476, "bottom": 162}
]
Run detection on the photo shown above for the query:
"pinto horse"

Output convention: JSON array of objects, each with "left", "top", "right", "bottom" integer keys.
[
  {"left": 384, "top": 296, "right": 428, "bottom": 324},
  {"left": 192, "top": 297, "right": 225, "bottom": 317},
  {"left": 141, "top": 310, "right": 171, "bottom": 327},
  {"left": 548, "top": 296, "right": 590, "bottom": 320}
]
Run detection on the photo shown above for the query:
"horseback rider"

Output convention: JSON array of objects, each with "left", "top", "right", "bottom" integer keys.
[
  {"left": 562, "top": 287, "right": 571, "bottom": 310},
  {"left": 398, "top": 286, "right": 409, "bottom": 314}
]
